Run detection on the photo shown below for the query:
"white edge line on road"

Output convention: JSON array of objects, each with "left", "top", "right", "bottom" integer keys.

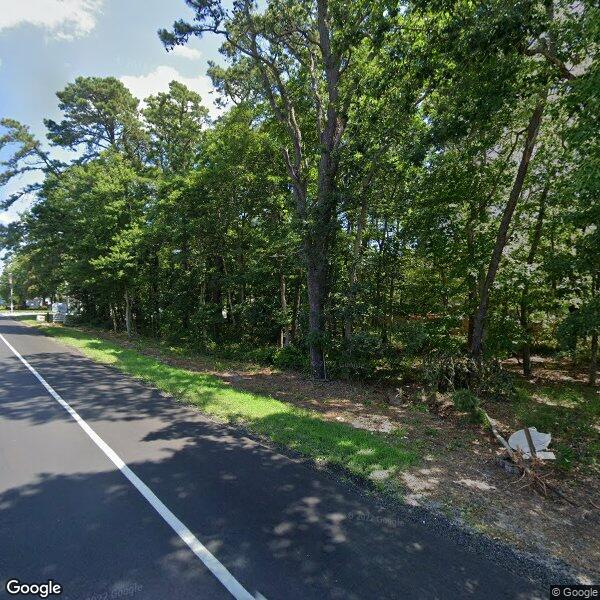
[{"left": 0, "top": 331, "right": 261, "bottom": 600}]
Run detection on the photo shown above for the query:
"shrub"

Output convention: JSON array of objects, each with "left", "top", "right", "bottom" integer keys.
[
  {"left": 394, "top": 321, "right": 429, "bottom": 355},
  {"left": 273, "top": 344, "right": 309, "bottom": 371},
  {"left": 451, "top": 389, "right": 485, "bottom": 424},
  {"left": 394, "top": 318, "right": 463, "bottom": 356},
  {"left": 423, "top": 351, "right": 515, "bottom": 401},
  {"left": 423, "top": 352, "right": 479, "bottom": 392},
  {"left": 451, "top": 388, "right": 479, "bottom": 411},
  {"left": 479, "top": 358, "right": 515, "bottom": 402},
  {"left": 325, "top": 333, "right": 411, "bottom": 382},
  {"left": 557, "top": 297, "right": 599, "bottom": 355}
]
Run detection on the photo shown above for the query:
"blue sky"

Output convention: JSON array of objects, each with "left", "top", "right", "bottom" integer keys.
[{"left": 0, "top": 0, "right": 224, "bottom": 225}]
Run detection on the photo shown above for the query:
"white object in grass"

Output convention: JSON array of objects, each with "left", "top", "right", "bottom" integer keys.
[{"left": 508, "top": 427, "right": 555, "bottom": 460}]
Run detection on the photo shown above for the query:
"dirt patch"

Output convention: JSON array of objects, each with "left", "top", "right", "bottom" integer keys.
[{"left": 79, "top": 329, "right": 600, "bottom": 581}]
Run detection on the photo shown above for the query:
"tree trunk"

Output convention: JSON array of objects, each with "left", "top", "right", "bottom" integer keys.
[
  {"left": 288, "top": 176, "right": 330, "bottom": 378},
  {"left": 182, "top": 237, "right": 190, "bottom": 331},
  {"left": 109, "top": 302, "right": 118, "bottom": 333},
  {"left": 301, "top": 0, "right": 344, "bottom": 379},
  {"left": 589, "top": 331, "right": 598, "bottom": 386},
  {"left": 344, "top": 198, "right": 367, "bottom": 339},
  {"left": 471, "top": 97, "right": 546, "bottom": 359},
  {"left": 466, "top": 203, "right": 479, "bottom": 348},
  {"left": 124, "top": 289, "right": 132, "bottom": 339},
  {"left": 520, "top": 182, "right": 548, "bottom": 376},
  {"left": 288, "top": 173, "right": 330, "bottom": 379},
  {"left": 151, "top": 248, "right": 160, "bottom": 338},
  {"left": 305, "top": 110, "right": 340, "bottom": 377},
  {"left": 521, "top": 313, "right": 532, "bottom": 376},
  {"left": 279, "top": 273, "right": 290, "bottom": 348},
  {"left": 290, "top": 276, "right": 302, "bottom": 343},
  {"left": 307, "top": 149, "right": 336, "bottom": 378},
  {"left": 244, "top": 0, "right": 343, "bottom": 379},
  {"left": 220, "top": 256, "right": 235, "bottom": 326},
  {"left": 306, "top": 245, "right": 328, "bottom": 379},
  {"left": 344, "top": 163, "right": 378, "bottom": 339}
]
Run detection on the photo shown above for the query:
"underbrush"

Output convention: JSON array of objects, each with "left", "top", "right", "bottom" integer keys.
[
  {"left": 451, "top": 389, "right": 487, "bottom": 425},
  {"left": 27, "top": 319, "right": 598, "bottom": 476},
  {"left": 423, "top": 351, "right": 516, "bottom": 402},
  {"left": 425, "top": 352, "right": 599, "bottom": 472}
]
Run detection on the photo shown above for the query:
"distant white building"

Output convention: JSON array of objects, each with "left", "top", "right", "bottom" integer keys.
[{"left": 26, "top": 298, "right": 43, "bottom": 309}]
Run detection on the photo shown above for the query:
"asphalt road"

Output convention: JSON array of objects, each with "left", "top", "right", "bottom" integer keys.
[{"left": 0, "top": 316, "right": 550, "bottom": 599}]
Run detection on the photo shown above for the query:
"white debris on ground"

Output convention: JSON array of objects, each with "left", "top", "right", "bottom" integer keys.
[{"left": 508, "top": 427, "right": 556, "bottom": 460}]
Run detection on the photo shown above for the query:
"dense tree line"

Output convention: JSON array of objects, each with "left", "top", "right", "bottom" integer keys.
[{"left": 1, "top": 0, "right": 598, "bottom": 384}]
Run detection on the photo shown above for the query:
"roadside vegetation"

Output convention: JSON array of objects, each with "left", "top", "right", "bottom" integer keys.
[
  {"left": 22, "top": 318, "right": 600, "bottom": 578},
  {"left": 24, "top": 317, "right": 599, "bottom": 478},
  {"left": 24, "top": 320, "right": 418, "bottom": 484}
]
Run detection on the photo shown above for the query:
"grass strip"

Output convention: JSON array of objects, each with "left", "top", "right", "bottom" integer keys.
[{"left": 23, "top": 321, "right": 418, "bottom": 483}]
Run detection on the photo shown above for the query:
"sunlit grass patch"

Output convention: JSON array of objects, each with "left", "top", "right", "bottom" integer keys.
[{"left": 24, "top": 321, "right": 418, "bottom": 484}]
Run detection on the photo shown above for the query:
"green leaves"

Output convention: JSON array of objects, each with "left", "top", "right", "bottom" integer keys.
[
  {"left": 1, "top": 0, "right": 597, "bottom": 377},
  {"left": 558, "top": 298, "right": 600, "bottom": 348},
  {"left": 143, "top": 80, "right": 208, "bottom": 173},
  {"left": 44, "top": 76, "right": 144, "bottom": 159}
]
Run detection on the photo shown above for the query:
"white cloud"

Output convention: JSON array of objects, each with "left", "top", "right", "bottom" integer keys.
[
  {"left": 120, "top": 66, "right": 221, "bottom": 118},
  {"left": 0, "top": 0, "right": 103, "bottom": 40},
  {"left": 171, "top": 46, "right": 202, "bottom": 60}
]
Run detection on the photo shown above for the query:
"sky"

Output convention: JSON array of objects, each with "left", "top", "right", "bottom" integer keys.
[{"left": 0, "top": 0, "right": 225, "bottom": 227}]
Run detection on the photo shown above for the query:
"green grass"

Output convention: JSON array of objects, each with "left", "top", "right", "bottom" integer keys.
[
  {"left": 514, "top": 382, "right": 599, "bottom": 471},
  {"left": 24, "top": 321, "right": 418, "bottom": 484}
]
